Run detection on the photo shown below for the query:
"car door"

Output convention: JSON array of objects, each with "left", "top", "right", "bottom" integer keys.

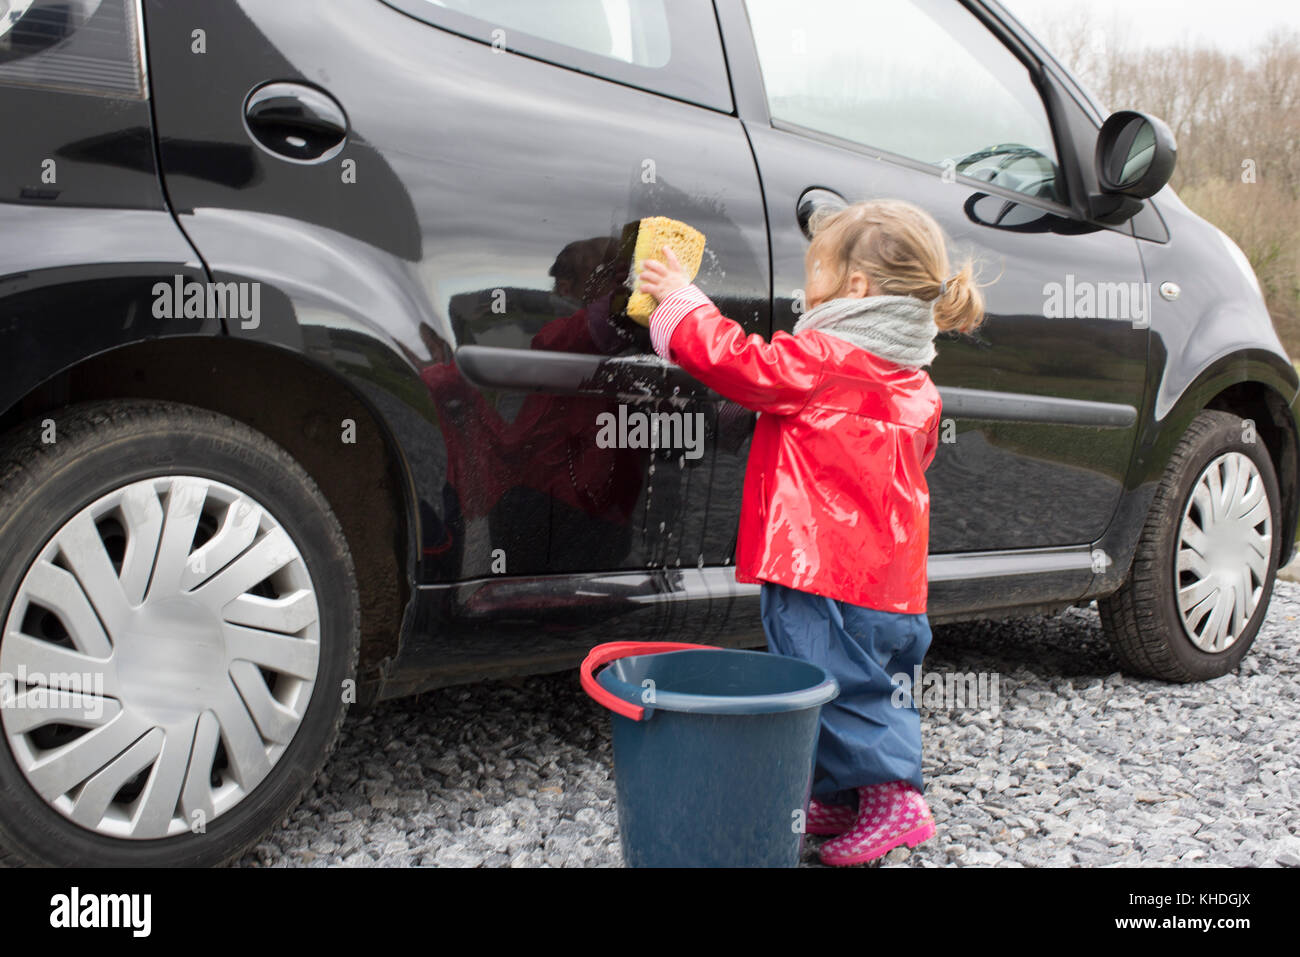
[
  {"left": 143, "top": 0, "right": 769, "bottom": 606},
  {"left": 720, "top": 0, "right": 1150, "bottom": 611}
]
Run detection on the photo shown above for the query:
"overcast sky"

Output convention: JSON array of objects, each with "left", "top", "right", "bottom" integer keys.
[{"left": 1000, "top": 0, "right": 1300, "bottom": 57}]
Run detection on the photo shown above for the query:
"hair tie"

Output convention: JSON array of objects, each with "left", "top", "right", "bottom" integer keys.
[{"left": 937, "top": 274, "right": 956, "bottom": 298}]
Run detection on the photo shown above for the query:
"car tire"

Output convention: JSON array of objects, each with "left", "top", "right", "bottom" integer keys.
[
  {"left": 0, "top": 400, "right": 359, "bottom": 866},
  {"left": 1098, "top": 410, "right": 1282, "bottom": 681}
]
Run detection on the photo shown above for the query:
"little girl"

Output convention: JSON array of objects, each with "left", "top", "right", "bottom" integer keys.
[{"left": 638, "top": 198, "right": 986, "bottom": 867}]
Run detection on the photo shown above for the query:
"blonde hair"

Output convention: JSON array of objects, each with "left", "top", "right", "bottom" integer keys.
[{"left": 806, "top": 199, "right": 988, "bottom": 335}]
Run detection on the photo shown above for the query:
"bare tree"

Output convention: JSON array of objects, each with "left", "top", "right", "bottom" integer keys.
[{"left": 1024, "top": 6, "right": 1299, "bottom": 354}]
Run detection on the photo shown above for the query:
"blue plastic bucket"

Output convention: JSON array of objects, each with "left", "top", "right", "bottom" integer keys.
[{"left": 580, "top": 641, "right": 839, "bottom": 867}]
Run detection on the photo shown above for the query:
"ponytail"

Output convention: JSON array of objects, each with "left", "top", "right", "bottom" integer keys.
[{"left": 931, "top": 259, "right": 985, "bottom": 335}]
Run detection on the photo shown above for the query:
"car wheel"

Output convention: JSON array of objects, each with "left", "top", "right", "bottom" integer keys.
[
  {"left": 1098, "top": 410, "right": 1282, "bottom": 681},
  {"left": 0, "top": 400, "right": 358, "bottom": 866}
]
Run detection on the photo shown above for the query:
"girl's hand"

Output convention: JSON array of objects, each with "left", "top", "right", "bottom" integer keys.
[{"left": 638, "top": 246, "right": 691, "bottom": 303}]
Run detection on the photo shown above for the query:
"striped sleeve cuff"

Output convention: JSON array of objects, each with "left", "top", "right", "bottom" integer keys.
[{"left": 648, "top": 284, "right": 712, "bottom": 361}]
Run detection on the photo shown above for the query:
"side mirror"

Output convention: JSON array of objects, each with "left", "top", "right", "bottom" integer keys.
[{"left": 1088, "top": 110, "right": 1177, "bottom": 224}]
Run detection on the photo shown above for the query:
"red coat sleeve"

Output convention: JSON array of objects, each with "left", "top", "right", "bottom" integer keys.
[{"left": 647, "top": 284, "right": 824, "bottom": 417}]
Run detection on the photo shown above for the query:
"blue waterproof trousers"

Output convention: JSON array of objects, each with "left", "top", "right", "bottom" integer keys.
[{"left": 760, "top": 580, "right": 931, "bottom": 805}]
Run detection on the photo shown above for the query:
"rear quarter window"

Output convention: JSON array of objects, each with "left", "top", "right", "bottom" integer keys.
[
  {"left": 0, "top": 0, "right": 145, "bottom": 97},
  {"left": 378, "top": 0, "right": 732, "bottom": 111}
]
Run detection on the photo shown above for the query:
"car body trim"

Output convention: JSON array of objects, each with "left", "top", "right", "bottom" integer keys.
[
  {"left": 939, "top": 385, "right": 1138, "bottom": 427},
  {"left": 458, "top": 346, "right": 1138, "bottom": 427}
]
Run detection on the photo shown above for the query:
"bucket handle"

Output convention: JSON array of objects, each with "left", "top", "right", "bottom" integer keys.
[{"left": 580, "top": 641, "right": 721, "bottom": 721}]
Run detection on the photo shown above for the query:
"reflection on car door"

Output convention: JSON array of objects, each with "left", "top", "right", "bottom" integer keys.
[{"left": 145, "top": 0, "right": 770, "bottom": 654}]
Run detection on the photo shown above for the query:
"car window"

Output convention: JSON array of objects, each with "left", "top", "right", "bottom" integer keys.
[
  {"left": 744, "top": 0, "right": 1065, "bottom": 204},
  {"left": 426, "top": 0, "right": 670, "bottom": 66},
  {"left": 381, "top": 0, "right": 731, "bottom": 112}
]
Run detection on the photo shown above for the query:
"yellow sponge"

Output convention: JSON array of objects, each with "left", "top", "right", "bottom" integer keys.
[{"left": 623, "top": 216, "right": 706, "bottom": 324}]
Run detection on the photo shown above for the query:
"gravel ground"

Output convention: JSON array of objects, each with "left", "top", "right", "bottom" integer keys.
[{"left": 234, "top": 580, "right": 1300, "bottom": 868}]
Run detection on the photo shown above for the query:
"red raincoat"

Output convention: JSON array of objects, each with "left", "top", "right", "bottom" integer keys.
[{"left": 649, "top": 284, "right": 943, "bottom": 614}]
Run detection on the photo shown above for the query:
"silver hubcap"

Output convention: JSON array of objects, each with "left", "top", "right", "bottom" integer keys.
[
  {"left": 0, "top": 477, "right": 321, "bottom": 839},
  {"left": 1175, "top": 452, "right": 1272, "bottom": 653}
]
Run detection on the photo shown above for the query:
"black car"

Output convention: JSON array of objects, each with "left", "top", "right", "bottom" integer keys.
[{"left": 0, "top": 0, "right": 1295, "bottom": 867}]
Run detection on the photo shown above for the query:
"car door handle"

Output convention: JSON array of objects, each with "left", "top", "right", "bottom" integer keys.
[
  {"left": 455, "top": 346, "right": 670, "bottom": 398},
  {"left": 242, "top": 82, "right": 348, "bottom": 163},
  {"left": 796, "top": 187, "right": 848, "bottom": 239}
]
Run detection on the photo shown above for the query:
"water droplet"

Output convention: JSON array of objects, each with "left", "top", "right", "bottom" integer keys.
[{"left": 659, "top": 521, "right": 665, "bottom": 533}]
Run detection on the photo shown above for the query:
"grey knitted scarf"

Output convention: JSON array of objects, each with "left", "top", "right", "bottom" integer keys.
[{"left": 793, "top": 294, "right": 938, "bottom": 368}]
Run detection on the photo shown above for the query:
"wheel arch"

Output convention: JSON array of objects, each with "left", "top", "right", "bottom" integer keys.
[
  {"left": 1203, "top": 380, "right": 1299, "bottom": 568},
  {"left": 1090, "top": 349, "right": 1299, "bottom": 597},
  {"left": 0, "top": 336, "right": 419, "bottom": 698}
]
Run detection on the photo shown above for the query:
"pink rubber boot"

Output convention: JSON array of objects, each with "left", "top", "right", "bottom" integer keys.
[
  {"left": 806, "top": 796, "right": 858, "bottom": 835},
  {"left": 818, "top": 780, "right": 935, "bottom": 866}
]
